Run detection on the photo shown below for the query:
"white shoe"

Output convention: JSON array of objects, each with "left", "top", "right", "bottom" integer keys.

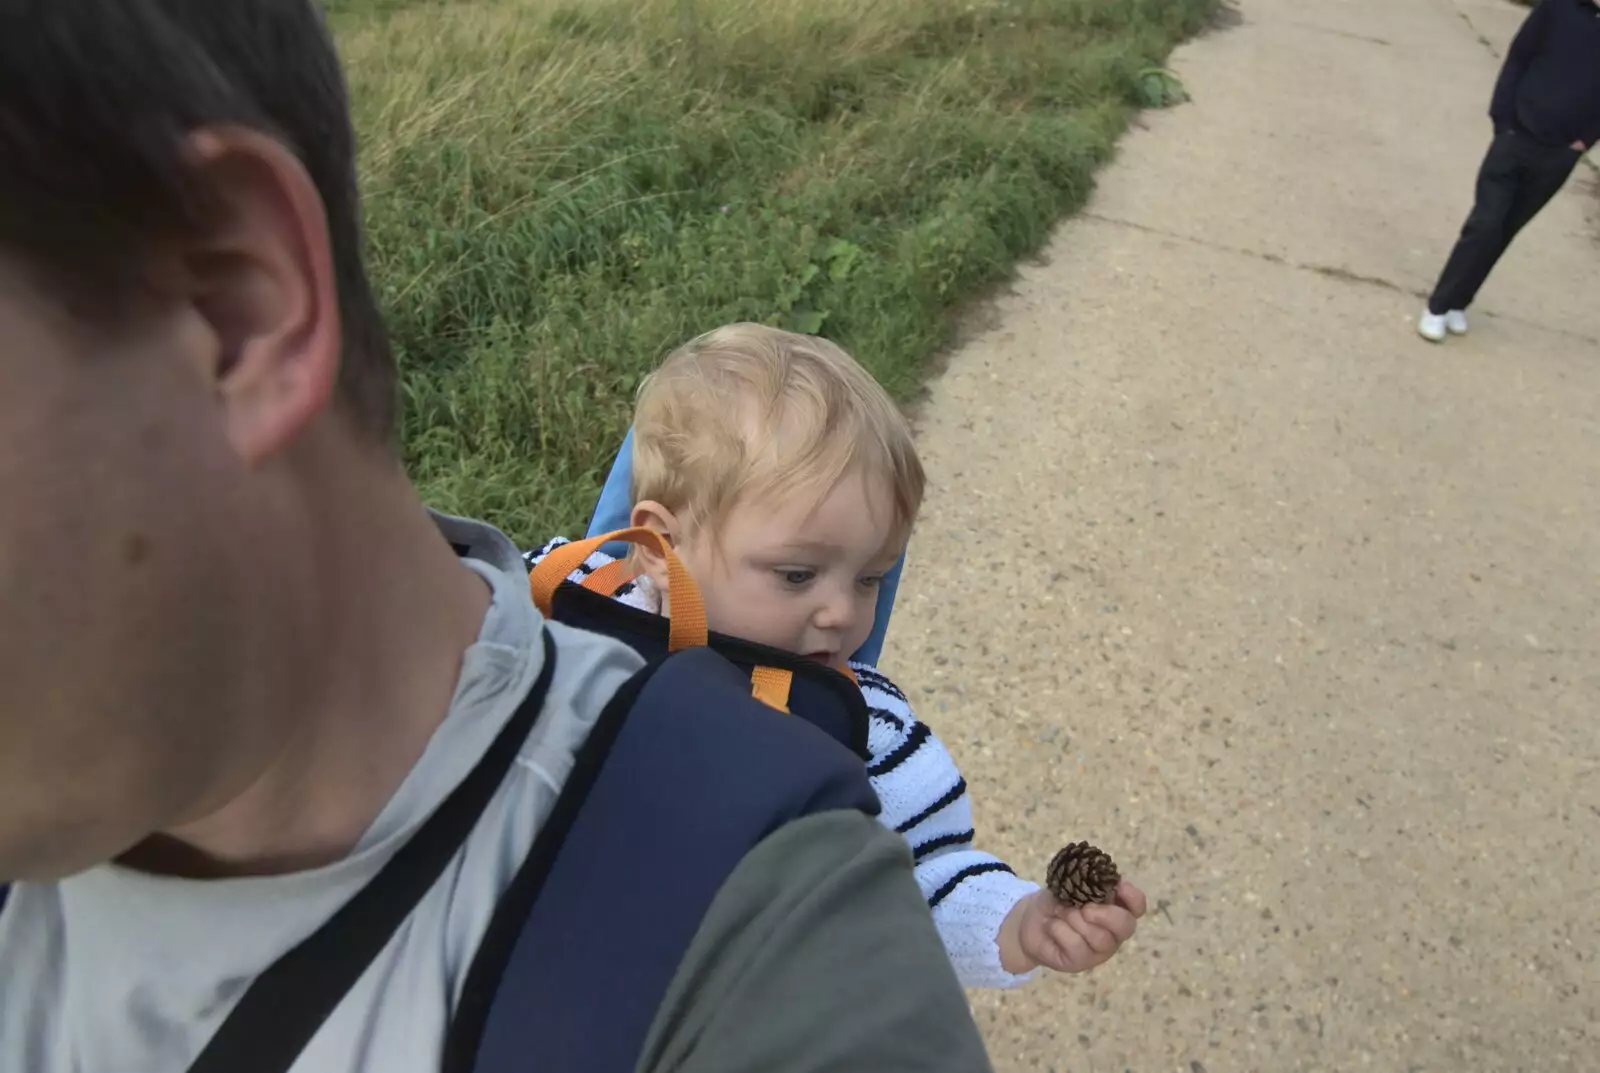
[
  {"left": 1418, "top": 310, "right": 1448, "bottom": 342},
  {"left": 1444, "top": 309, "right": 1468, "bottom": 335}
]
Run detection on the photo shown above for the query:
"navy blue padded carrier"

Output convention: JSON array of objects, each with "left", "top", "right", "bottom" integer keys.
[
  {"left": 442, "top": 573, "right": 878, "bottom": 1071},
  {"left": 444, "top": 641, "right": 878, "bottom": 1073}
]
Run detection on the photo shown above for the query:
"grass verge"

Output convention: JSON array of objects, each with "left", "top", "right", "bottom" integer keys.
[{"left": 335, "top": 0, "right": 1218, "bottom": 544}]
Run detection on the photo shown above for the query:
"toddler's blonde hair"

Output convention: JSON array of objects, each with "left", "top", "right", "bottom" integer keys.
[{"left": 631, "top": 322, "right": 924, "bottom": 552}]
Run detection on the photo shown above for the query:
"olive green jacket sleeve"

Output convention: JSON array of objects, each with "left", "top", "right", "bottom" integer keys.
[{"left": 636, "top": 810, "right": 995, "bottom": 1073}]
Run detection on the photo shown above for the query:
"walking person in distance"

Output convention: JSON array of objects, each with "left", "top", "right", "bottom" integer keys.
[{"left": 1418, "top": 0, "right": 1600, "bottom": 343}]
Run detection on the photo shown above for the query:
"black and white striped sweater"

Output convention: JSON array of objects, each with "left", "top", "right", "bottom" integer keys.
[{"left": 525, "top": 538, "right": 1041, "bottom": 989}]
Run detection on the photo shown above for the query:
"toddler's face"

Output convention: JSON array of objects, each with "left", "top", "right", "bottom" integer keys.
[{"left": 674, "top": 472, "right": 901, "bottom": 667}]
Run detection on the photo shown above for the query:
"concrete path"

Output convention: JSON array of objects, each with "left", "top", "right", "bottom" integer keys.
[{"left": 886, "top": 1, "right": 1599, "bottom": 1069}]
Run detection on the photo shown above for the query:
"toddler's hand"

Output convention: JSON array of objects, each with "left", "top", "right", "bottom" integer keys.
[{"left": 999, "top": 880, "right": 1146, "bottom": 975}]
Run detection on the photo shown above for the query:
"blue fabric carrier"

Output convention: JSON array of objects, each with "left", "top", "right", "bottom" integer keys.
[
  {"left": 447, "top": 644, "right": 878, "bottom": 1073},
  {"left": 2, "top": 576, "right": 879, "bottom": 1073}
]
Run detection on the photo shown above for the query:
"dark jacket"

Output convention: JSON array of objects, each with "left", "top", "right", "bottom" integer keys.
[{"left": 1489, "top": 0, "right": 1600, "bottom": 148}]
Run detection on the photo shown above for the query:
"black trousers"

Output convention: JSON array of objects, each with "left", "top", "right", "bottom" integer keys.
[{"left": 1428, "top": 130, "right": 1581, "bottom": 314}]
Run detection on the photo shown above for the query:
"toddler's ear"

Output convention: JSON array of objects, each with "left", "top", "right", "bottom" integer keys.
[{"left": 628, "top": 500, "right": 680, "bottom": 591}]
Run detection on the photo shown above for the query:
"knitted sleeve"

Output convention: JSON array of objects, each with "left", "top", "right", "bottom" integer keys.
[
  {"left": 849, "top": 662, "right": 1042, "bottom": 990},
  {"left": 522, "top": 537, "right": 658, "bottom": 613}
]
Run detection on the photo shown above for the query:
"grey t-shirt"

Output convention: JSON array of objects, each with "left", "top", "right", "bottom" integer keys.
[{"left": 0, "top": 513, "right": 992, "bottom": 1073}]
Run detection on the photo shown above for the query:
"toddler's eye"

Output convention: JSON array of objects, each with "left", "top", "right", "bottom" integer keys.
[
  {"left": 858, "top": 575, "right": 884, "bottom": 590},
  {"left": 777, "top": 569, "right": 816, "bottom": 587}
]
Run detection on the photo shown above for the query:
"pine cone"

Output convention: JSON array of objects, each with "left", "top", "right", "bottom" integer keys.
[{"left": 1046, "top": 841, "right": 1120, "bottom": 907}]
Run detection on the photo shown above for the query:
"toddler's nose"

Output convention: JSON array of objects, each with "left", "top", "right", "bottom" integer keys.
[{"left": 812, "top": 588, "right": 857, "bottom": 633}]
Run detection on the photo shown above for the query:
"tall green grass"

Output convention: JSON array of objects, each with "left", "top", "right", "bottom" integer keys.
[{"left": 337, "top": 0, "right": 1217, "bottom": 544}]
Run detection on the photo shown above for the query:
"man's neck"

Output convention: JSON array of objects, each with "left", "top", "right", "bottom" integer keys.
[{"left": 125, "top": 447, "right": 493, "bottom": 879}]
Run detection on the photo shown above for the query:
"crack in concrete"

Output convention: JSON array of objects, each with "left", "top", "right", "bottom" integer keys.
[
  {"left": 1082, "top": 210, "right": 1423, "bottom": 295},
  {"left": 1287, "top": 20, "right": 1391, "bottom": 47},
  {"left": 1452, "top": 2, "right": 1499, "bottom": 55},
  {"left": 1079, "top": 211, "right": 1600, "bottom": 345}
]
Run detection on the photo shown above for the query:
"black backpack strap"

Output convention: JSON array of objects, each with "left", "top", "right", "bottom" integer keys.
[
  {"left": 444, "top": 646, "right": 879, "bottom": 1073},
  {"left": 183, "top": 630, "right": 560, "bottom": 1073}
]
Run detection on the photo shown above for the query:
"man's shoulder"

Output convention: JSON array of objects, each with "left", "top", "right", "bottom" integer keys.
[
  {"left": 638, "top": 810, "right": 994, "bottom": 1073},
  {"left": 430, "top": 509, "right": 530, "bottom": 575}
]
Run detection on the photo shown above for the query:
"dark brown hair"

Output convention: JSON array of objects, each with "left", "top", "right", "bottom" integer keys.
[{"left": 0, "top": 0, "right": 396, "bottom": 440}]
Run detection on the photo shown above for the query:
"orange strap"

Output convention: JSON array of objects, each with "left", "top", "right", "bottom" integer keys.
[
  {"left": 750, "top": 665, "right": 793, "bottom": 713},
  {"left": 529, "top": 529, "right": 707, "bottom": 652},
  {"left": 580, "top": 558, "right": 635, "bottom": 598},
  {"left": 751, "top": 663, "right": 855, "bottom": 713}
]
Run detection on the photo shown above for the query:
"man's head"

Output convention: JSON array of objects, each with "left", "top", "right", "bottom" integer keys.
[
  {"left": 628, "top": 323, "right": 925, "bottom": 664},
  {"left": 0, "top": 2, "right": 396, "bottom": 880}
]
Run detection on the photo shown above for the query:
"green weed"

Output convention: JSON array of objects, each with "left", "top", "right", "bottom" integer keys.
[{"left": 335, "top": 0, "right": 1218, "bottom": 544}]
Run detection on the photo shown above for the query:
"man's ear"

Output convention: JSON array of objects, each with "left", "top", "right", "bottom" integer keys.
[
  {"left": 181, "top": 126, "right": 341, "bottom": 466},
  {"left": 629, "top": 500, "right": 680, "bottom": 591}
]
